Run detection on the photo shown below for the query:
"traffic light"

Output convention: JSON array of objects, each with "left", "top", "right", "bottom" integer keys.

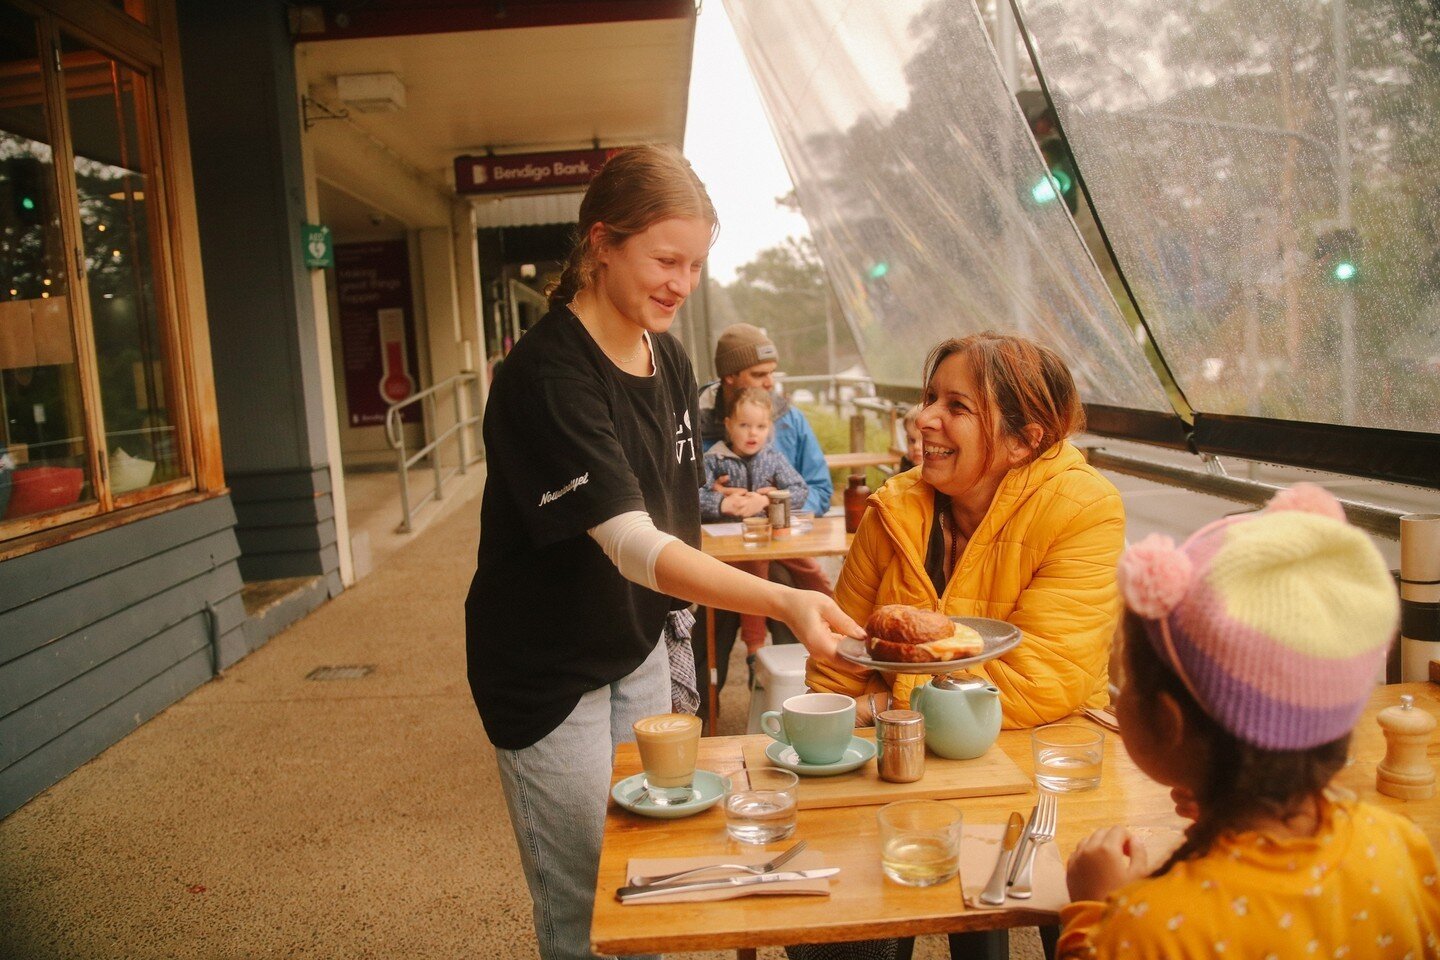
[
  {"left": 1019, "top": 93, "right": 1079, "bottom": 214},
  {"left": 866, "top": 260, "right": 889, "bottom": 280},
  {"left": 1315, "top": 227, "right": 1359, "bottom": 283},
  {"left": 7, "top": 157, "right": 46, "bottom": 226}
]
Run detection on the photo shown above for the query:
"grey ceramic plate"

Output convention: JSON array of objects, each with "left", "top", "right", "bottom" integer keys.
[{"left": 838, "top": 616, "right": 1021, "bottom": 675}]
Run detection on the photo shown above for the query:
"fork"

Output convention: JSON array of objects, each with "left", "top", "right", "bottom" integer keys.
[
  {"left": 626, "top": 839, "right": 808, "bottom": 888},
  {"left": 1008, "top": 790, "right": 1057, "bottom": 899}
]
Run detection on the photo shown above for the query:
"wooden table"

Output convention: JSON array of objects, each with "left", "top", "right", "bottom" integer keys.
[
  {"left": 698, "top": 515, "right": 853, "bottom": 731},
  {"left": 592, "top": 682, "right": 1440, "bottom": 956}
]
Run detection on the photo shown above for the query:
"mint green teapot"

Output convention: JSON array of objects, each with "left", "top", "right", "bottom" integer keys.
[{"left": 910, "top": 672, "right": 1001, "bottom": 760}]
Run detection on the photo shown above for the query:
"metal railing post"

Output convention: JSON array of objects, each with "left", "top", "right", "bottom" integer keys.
[
  {"left": 427, "top": 393, "right": 444, "bottom": 502},
  {"left": 394, "top": 412, "right": 413, "bottom": 533},
  {"left": 455, "top": 378, "right": 468, "bottom": 475}
]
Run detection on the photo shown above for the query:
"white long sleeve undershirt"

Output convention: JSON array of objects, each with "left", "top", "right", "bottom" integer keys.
[{"left": 587, "top": 510, "right": 678, "bottom": 592}]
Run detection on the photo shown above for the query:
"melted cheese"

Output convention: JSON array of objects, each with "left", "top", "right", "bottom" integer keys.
[{"left": 919, "top": 623, "right": 984, "bottom": 660}]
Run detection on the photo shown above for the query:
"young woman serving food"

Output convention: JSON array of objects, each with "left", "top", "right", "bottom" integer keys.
[{"left": 464, "top": 144, "right": 862, "bottom": 960}]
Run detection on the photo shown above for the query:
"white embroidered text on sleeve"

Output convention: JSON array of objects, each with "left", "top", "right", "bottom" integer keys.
[{"left": 538, "top": 473, "right": 589, "bottom": 507}]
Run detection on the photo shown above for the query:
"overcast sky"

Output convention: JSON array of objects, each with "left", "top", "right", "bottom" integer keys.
[{"left": 684, "top": 3, "right": 812, "bottom": 283}]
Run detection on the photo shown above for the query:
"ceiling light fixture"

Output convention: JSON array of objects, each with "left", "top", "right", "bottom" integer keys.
[{"left": 335, "top": 73, "right": 407, "bottom": 113}]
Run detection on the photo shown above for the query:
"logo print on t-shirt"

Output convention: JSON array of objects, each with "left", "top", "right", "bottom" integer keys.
[{"left": 674, "top": 409, "right": 695, "bottom": 465}]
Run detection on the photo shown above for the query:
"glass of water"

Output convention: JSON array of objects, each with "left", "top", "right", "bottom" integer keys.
[
  {"left": 877, "top": 800, "right": 962, "bottom": 886},
  {"left": 741, "top": 516, "right": 772, "bottom": 547},
  {"left": 723, "top": 767, "right": 798, "bottom": 844},
  {"left": 1032, "top": 723, "right": 1105, "bottom": 792}
]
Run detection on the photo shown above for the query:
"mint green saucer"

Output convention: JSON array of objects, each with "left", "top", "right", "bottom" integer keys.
[
  {"left": 765, "top": 736, "right": 877, "bottom": 776},
  {"left": 611, "top": 769, "right": 725, "bottom": 819}
]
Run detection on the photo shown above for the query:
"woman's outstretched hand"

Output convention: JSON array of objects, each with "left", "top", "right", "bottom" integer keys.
[
  {"left": 1066, "top": 826, "right": 1150, "bottom": 903},
  {"left": 774, "top": 589, "right": 864, "bottom": 665}
]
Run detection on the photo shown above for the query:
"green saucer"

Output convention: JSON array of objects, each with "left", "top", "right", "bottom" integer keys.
[
  {"left": 611, "top": 769, "right": 725, "bottom": 819},
  {"left": 765, "top": 736, "right": 877, "bottom": 776}
]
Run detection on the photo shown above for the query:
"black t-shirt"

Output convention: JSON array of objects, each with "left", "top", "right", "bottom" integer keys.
[{"left": 465, "top": 306, "right": 703, "bottom": 750}]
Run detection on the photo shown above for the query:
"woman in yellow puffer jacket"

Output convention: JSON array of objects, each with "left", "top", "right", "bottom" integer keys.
[{"left": 808, "top": 332, "right": 1125, "bottom": 729}]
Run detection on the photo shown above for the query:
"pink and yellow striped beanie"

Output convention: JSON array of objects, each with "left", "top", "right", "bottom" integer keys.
[{"left": 1117, "top": 484, "right": 1398, "bottom": 751}]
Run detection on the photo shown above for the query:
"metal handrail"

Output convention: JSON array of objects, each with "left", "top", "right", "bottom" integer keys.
[
  {"left": 774, "top": 373, "right": 878, "bottom": 418},
  {"left": 385, "top": 371, "right": 484, "bottom": 533}
]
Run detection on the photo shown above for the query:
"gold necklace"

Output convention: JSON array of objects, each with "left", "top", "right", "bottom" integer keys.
[
  {"left": 943, "top": 508, "right": 962, "bottom": 574},
  {"left": 570, "top": 299, "right": 645, "bottom": 364}
]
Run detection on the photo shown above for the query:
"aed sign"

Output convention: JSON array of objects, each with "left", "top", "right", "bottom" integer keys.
[
  {"left": 302, "top": 223, "right": 333, "bottom": 269},
  {"left": 454, "top": 148, "right": 625, "bottom": 195}
]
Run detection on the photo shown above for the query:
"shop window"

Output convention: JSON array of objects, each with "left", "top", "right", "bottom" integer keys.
[
  {"left": 61, "top": 32, "right": 187, "bottom": 497},
  {"left": 1, "top": 6, "right": 96, "bottom": 525},
  {"left": 1, "top": 0, "right": 198, "bottom": 544}
]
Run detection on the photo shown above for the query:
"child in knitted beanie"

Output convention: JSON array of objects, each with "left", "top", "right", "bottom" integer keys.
[{"left": 1058, "top": 483, "right": 1440, "bottom": 959}]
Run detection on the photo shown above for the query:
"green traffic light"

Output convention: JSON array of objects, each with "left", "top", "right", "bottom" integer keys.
[
  {"left": 1030, "top": 169, "right": 1072, "bottom": 204},
  {"left": 1333, "top": 261, "right": 1357, "bottom": 281},
  {"left": 20, "top": 196, "right": 35, "bottom": 211},
  {"left": 867, "top": 261, "right": 889, "bottom": 279}
]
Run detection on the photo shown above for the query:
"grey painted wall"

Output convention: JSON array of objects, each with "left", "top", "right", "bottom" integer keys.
[
  {"left": 176, "top": 2, "right": 341, "bottom": 586},
  {"left": 0, "top": 497, "right": 247, "bottom": 818},
  {"left": 229, "top": 466, "right": 343, "bottom": 595}
]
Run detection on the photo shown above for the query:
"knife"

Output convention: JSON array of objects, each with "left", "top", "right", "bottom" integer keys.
[
  {"left": 1006, "top": 802, "right": 1038, "bottom": 886},
  {"left": 978, "top": 812, "right": 1025, "bottom": 905},
  {"left": 616, "top": 867, "right": 840, "bottom": 902}
]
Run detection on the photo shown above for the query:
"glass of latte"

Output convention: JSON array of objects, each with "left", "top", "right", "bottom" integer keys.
[{"left": 632, "top": 713, "right": 702, "bottom": 805}]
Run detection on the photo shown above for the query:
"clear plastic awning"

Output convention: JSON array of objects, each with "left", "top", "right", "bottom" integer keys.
[{"left": 725, "top": 0, "right": 1173, "bottom": 412}]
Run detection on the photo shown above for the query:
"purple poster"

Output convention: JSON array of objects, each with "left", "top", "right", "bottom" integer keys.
[{"left": 335, "top": 241, "right": 421, "bottom": 427}]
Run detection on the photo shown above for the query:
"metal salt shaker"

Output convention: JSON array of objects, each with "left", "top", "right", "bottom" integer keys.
[
  {"left": 875, "top": 708, "right": 926, "bottom": 783},
  {"left": 767, "top": 489, "right": 791, "bottom": 531}
]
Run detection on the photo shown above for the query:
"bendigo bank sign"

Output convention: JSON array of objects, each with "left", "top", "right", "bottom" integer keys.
[{"left": 454, "top": 148, "right": 625, "bottom": 195}]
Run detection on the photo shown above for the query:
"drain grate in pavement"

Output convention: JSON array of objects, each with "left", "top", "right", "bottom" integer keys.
[{"left": 306, "top": 665, "right": 375, "bottom": 681}]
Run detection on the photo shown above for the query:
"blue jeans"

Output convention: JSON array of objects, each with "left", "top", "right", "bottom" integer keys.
[{"left": 496, "top": 638, "right": 670, "bottom": 960}]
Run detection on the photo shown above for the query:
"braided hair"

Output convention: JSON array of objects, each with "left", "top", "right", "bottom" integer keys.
[
  {"left": 547, "top": 144, "right": 718, "bottom": 308},
  {"left": 1121, "top": 610, "right": 1349, "bottom": 877}
]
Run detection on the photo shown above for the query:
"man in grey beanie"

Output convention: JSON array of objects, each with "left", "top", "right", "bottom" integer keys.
[{"left": 693, "top": 323, "right": 834, "bottom": 718}]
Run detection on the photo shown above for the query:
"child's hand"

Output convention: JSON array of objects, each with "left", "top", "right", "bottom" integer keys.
[
  {"left": 711, "top": 474, "right": 747, "bottom": 498},
  {"left": 719, "top": 491, "right": 768, "bottom": 518},
  {"left": 1065, "top": 826, "right": 1149, "bottom": 903},
  {"left": 1171, "top": 787, "right": 1199, "bottom": 821}
]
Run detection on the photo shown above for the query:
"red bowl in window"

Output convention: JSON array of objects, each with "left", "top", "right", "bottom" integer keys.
[{"left": 4, "top": 465, "right": 85, "bottom": 519}]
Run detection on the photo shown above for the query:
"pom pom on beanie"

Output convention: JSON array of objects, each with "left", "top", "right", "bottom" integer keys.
[{"left": 1118, "top": 534, "right": 1193, "bottom": 619}]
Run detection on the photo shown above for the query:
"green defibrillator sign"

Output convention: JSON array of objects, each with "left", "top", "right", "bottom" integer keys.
[{"left": 302, "top": 223, "right": 333, "bottom": 269}]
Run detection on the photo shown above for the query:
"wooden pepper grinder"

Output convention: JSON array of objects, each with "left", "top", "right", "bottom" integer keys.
[{"left": 1376, "top": 694, "right": 1436, "bottom": 800}]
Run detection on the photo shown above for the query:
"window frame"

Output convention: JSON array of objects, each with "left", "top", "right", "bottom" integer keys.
[{"left": 1, "top": 0, "right": 222, "bottom": 558}]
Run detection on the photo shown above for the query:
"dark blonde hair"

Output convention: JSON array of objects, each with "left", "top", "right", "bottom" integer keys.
[
  {"left": 1121, "top": 611, "right": 1347, "bottom": 876},
  {"left": 727, "top": 387, "right": 774, "bottom": 419},
  {"left": 547, "top": 144, "right": 718, "bottom": 307},
  {"left": 920, "top": 332, "right": 1084, "bottom": 467}
]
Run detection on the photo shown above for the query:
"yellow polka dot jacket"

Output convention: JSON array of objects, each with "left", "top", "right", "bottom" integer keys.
[{"left": 1058, "top": 799, "right": 1440, "bottom": 959}]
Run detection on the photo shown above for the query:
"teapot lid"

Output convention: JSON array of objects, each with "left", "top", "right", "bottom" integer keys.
[{"left": 930, "top": 671, "right": 989, "bottom": 691}]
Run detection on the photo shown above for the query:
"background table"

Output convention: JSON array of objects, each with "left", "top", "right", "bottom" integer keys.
[
  {"left": 698, "top": 515, "right": 852, "bottom": 732},
  {"left": 592, "top": 682, "right": 1440, "bottom": 957}
]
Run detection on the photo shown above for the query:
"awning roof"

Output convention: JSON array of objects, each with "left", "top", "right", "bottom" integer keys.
[{"left": 298, "top": 2, "right": 696, "bottom": 216}]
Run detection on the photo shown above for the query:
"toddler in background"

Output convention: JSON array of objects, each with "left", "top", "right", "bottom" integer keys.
[
  {"left": 897, "top": 404, "right": 923, "bottom": 473},
  {"left": 699, "top": 388, "right": 810, "bottom": 658},
  {"left": 1058, "top": 483, "right": 1440, "bottom": 959}
]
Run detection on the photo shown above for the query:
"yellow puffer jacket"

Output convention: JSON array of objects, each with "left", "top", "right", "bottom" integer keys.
[{"left": 807, "top": 441, "right": 1125, "bottom": 729}]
